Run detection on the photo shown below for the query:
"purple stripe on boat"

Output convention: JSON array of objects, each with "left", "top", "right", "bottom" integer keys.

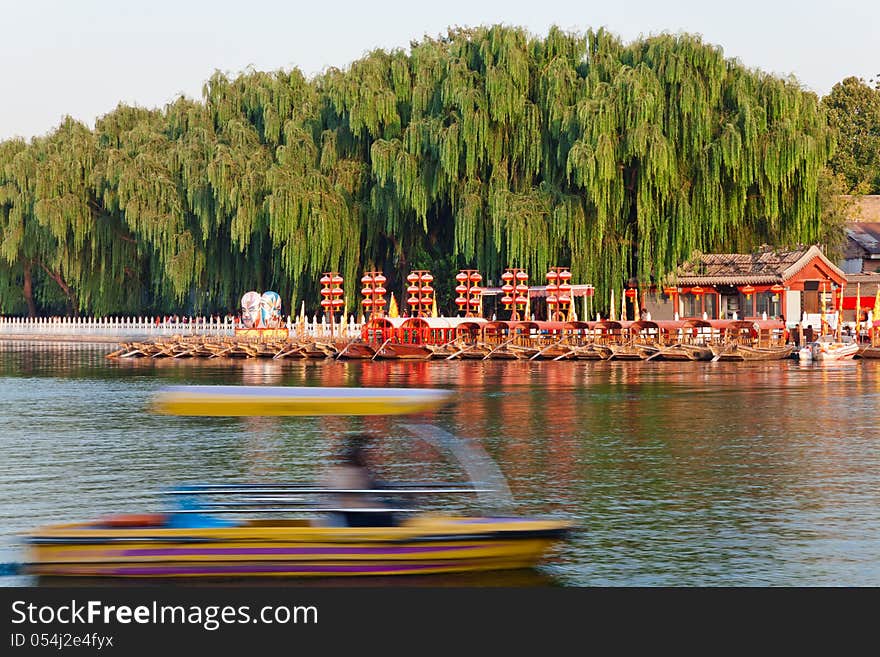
[
  {"left": 108, "top": 562, "right": 468, "bottom": 576},
  {"left": 119, "top": 544, "right": 488, "bottom": 557}
]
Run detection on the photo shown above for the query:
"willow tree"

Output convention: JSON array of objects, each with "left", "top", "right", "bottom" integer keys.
[{"left": 0, "top": 25, "right": 837, "bottom": 317}]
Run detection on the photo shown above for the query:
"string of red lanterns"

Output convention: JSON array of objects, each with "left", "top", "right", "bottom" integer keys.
[
  {"left": 546, "top": 267, "right": 573, "bottom": 321},
  {"left": 360, "top": 271, "right": 387, "bottom": 318},
  {"left": 319, "top": 272, "right": 344, "bottom": 336},
  {"left": 406, "top": 270, "right": 434, "bottom": 317},
  {"left": 501, "top": 268, "right": 529, "bottom": 320},
  {"left": 455, "top": 270, "right": 483, "bottom": 317}
]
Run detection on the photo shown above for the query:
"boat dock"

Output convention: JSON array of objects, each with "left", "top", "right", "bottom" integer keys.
[{"left": 104, "top": 317, "right": 826, "bottom": 362}]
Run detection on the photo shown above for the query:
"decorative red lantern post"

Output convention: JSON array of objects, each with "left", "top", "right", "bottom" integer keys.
[
  {"left": 360, "top": 271, "right": 387, "bottom": 319},
  {"left": 406, "top": 270, "right": 435, "bottom": 318},
  {"left": 546, "top": 266, "right": 573, "bottom": 321},
  {"left": 320, "top": 272, "right": 344, "bottom": 337},
  {"left": 503, "top": 268, "right": 529, "bottom": 321},
  {"left": 455, "top": 270, "right": 483, "bottom": 317}
]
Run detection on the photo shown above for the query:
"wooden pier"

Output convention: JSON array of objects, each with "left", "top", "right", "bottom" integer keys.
[{"left": 104, "top": 317, "right": 817, "bottom": 362}]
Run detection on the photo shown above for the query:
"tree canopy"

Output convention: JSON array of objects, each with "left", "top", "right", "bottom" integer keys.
[
  {"left": 822, "top": 76, "right": 880, "bottom": 194},
  {"left": 0, "top": 25, "right": 839, "bottom": 317}
]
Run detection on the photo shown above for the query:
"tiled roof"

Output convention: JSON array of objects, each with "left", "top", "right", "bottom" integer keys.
[
  {"left": 845, "top": 222, "right": 880, "bottom": 256},
  {"left": 676, "top": 245, "right": 844, "bottom": 285}
]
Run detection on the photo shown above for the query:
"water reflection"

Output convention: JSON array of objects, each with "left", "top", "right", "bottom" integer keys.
[{"left": 1, "top": 341, "right": 879, "bottom": 586}]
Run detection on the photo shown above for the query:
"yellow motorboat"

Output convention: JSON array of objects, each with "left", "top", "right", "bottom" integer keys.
[
  {"left": 24, "top": 386, "right": 573, "bottom": 578},
  {"left": 26, "top": 513, "right": 570, "bottom": 578}
]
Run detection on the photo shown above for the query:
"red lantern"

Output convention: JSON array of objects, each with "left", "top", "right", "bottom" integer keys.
[
  {"left": 501, "top": 284, "right": 514, "bottom": 294},
  {"left": 559, "top": 270, "right": 572, "bottom": 281},
  {"left": 374, "top": 286, "right": 386, "bottom": 295},
  {"left": 407, "top": 273, "right": 419, "bottom": 284},
  {"left": 469, "top": 272, "right": 482, "bottom": 283},
  {"left": 586, "top": 285, "right": 595, "bottom": 297},
  {"left": 331, "top": 298, "right": 344, "bottom": 308},
  {"left": 559, "top": 295, "right": 571, "bottom": 304},
  {"left": 421, "top": 285, "right": 434, "bottom": 295},
  {"left": 456, "top": 272, "right": 468, "bottom": 283},
  {"left": 547, "top": 295, "right": 559, "bottom": 305},
  {"left": 559, "top": 283, "right": 571, "bottom": 293},
  {"left": 420, "top": 273, "right": 434, "bottom": 283},
  {"left": 625, "top": 288, "right": 637, "bottom": 299},
  {"left": 375, "top": 274, "right": 386, "bottom": 285},
  {"left": 468, "top": 297, "right": 481, "bottom": 306},
  {"left": 361, "top": 287, "right": 373, "bottom": 296},
  {"left": 739, "top": 285, "right": 755, "bottom": 296},
  {"left": 331, "top": 287, "right": 343, "bottom": 297},
  {"left": 515, "top": 295, "right": 528, "bottom": 305},
  {"left": 515, "top": 284, "right": 528, "bottom": 294},
  {"left": 320, "top": 275, "right": 331, "bottom": 286},
  {"left": 331, "top": 275, "right": 343, "bottom": 286},
  {"left": 501, "top": 271, "right": 514, "bottom": 282},
  {"left": 546, "top": 284, "right": 559, "bottom": 294},
  {"left": 663, "top": 286, "right": 677, "bottom": 296},
  {"left": 361, "top": 275, "right": 373, "bottom": 285},
  {"left": 407, "top": 285, "right": 420, "bottom": 295},
  {"left": 455, "top": 284, "right": 468, "bottom": 295},
  {"left": 362, "top": 298, "right": 374, "bottom": 307},
  {"left": 501, "top": 295, "right": 513, "bottom": 306},
  {"left": 407, "top": 296, "right": 419, "bottom": 306},
  {"left": 770, "top": 284, "right": 784, "bottom": 293},
  {"left": 455, "top": 296, "right": 468, "bottom": 307},
  {"left": 690, "top": 286, "right": 705, "bottom": 296},
  {"left": 546, "top": 271, "right": 558, "bottom": 281},
  {"left": 515, "top": 271, "right": 528, "bottom": 282},
  {"left": 320, "top": 298, "right": 332, "bottom": 308}
]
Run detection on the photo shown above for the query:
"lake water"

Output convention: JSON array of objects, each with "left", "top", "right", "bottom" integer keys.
[{"left": 1, "top": 340, "right": 878, "bottom": 586}]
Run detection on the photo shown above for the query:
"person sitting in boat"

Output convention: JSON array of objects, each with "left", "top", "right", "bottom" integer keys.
[
  {"left": 321, "top": 434, "right": 396, "bottom": 528},
  {"left": 804, "top": 325, "right": 815, "bottom": 343}
]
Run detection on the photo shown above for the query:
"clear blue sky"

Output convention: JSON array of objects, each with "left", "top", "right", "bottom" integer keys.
[{"left": 2, "top": 0, "right": 877, "bottom": 141}]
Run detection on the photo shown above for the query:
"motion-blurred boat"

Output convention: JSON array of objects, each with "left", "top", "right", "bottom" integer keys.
[{"left": 23, "top": 386, "right": 572, "bottom": 578}]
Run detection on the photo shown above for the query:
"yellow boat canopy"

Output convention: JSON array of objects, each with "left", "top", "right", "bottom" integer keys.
[{"left": 151, "top": 386, "right": 454, "bottom": 417}]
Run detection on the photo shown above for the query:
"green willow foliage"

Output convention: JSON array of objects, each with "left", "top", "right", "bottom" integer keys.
[{"left": 0, "top": 26, "right": 835, "bottom": 316}]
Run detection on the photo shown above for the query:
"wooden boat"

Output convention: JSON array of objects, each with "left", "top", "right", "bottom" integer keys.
[
  {"left": 373, "top": 342, "right": 434, "bottom": 360},
  {"left": 569, "top": 345, "right": 607, "bottom": 360},
  {"left": 648, "top": 343, "right": 714, "bottom": 361},
  {"left": 798, "top": 340, "right": 859, "bottom": 362},
  {"left": 606, "top": 343, "right": 658, "bottom": 360},
  {"left": 334, "top": 340, "right": 377, "bottom": 360},
  {"left": 711, "top": 344, "right": 795, "bottom": 361},
  {"left": 858, "top": 345, "right": 880, "bottom": 359},
  {"left": 24, "top": 387, "right": 574, "bottom": 578}
]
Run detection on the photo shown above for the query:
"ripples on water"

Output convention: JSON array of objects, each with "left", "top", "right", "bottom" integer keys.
[{"left": 1, "top": 340, "right": 878, "bottom": 586}]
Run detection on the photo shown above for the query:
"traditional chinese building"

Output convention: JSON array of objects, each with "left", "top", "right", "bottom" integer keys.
[{"left": 645, "top": 245, "right": 848, "bottom": 323}]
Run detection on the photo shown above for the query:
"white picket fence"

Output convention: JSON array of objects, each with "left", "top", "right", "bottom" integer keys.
[{"left": 0, "top": 315, "right": 364, "bottom": 340}]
